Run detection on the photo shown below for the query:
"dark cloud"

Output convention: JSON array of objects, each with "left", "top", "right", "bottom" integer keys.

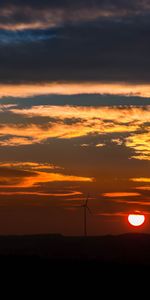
[
  {"left": 1, "top": 16, "right": 150, "bottom": 83},
  {"left": 0, "top": 167, "right": 36, "bottom": 178},
  {"left": 1, "top": 94, "right": 150, "bottom": 107},
  {"left": 0, "top": 1, "right": 150, "bottom": 83},
  {"left": 0, "top": 110, "right": 60, "bottom": 125},
  {"left": 0, "top": 0, "right": 149, "bottom": 32},
  {"left": 0, "top": 0, "right": 147, "bottom": 13}
]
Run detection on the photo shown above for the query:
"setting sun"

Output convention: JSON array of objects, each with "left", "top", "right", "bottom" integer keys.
[{"left": 128, "top": 214, "right": 145, "bottom": 227}]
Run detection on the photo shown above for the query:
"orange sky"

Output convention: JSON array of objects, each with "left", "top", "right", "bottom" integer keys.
[
  {"left": 0, "top": 0, "right": 150, "bottom": 235},
  {"left": 0, "top": 93, "right": 149, "bottom": 235}
]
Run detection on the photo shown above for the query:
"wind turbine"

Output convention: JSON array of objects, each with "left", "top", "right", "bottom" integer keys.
[
  {"left": 82, "top": 194, "right": 92, "bottom": 237},
  {"left": 71, "top": 193, "right": 92, "bottom": 236}
]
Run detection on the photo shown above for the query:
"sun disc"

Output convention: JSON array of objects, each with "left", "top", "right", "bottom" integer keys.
[{"left": 128, "top": 214, "right": 145, "bottom": 227}]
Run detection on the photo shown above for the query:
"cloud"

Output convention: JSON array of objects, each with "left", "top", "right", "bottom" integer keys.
[
  {"left": 103, "top": 192, "right": 141, "bottom": 197},
  {"left": 111, "top": 138, "right": 123, "bottom": 146},
  {"left": 0, "top": 106, "right": 149, "bottom": 158},
  {"left": 135, "top": 186, "right": 150, "bottom": 191},
  {"left": 95, "top": 143, "right": 105, "bottom": 148},
  {"left": 0, "top": 162, "right": 90, "bottom": 200},
  {"left": 9, "top": 104, "right": 150, "bottom": 123},
  {"left": 1, "top": 94, "right": 150, "bottom": 108},
  {"left": 126, "top": 131, "right": 150, "bottom": 161},
  {"left": 80, "top": 142, "right": 105, "bottom": 148},
  {"left": 0, "top": 191, "right": 82, "bottom": 197},
  {"left": 0, "top": 161, "right": 62, "bottom": 171},
  {"left": 0, "top": 136, "right": 33, "bottom": 146},
  {"left": 131, "top": 178, "right": 150, "bottom": 183},
  {"left": 1, "top": 83, "right": 150, "bottom": 98},
  {"left": 0, "top": 103, "right": 149, "bottom": 166},
  {"left": 0, "top": 0, "right": 149, "bottom": 31},
  {"left": 1, "top": 15, "right": 150, "bottom": 83},
  {"left": 0, "top": 165, "right": 93, "bottom": 188}
]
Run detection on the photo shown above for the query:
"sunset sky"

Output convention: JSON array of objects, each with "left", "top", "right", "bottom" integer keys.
[{"left": 0, "top": 0, "right": 150, "bottom": 235}]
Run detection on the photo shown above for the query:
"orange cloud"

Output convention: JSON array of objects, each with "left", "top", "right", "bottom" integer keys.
[
  {"left": 1, "top": 82, "right": 150, "bottom": 97},
  {"left": 1, "top": 105, "right": 149, "bottom": 164},
  {"left": 0, "top": 162, "right": 92, "bottom": 198},
  {"left": 131, "top": 178, "right": 150, "bottom": 183},
  {"left": 0, "top": 137, "right": 33, "bottom": 146},
  {"left": 0, "top": 22, "right": 53, "bottom": 31},
  {"left": 0, "top": 191, "right": 82, "bottom": 197},
  {"left": 126, "top": 131, "right": 150, "bottom": 161},
  {"left": 103, "top": 192, "right": 141, "bottom": 197},
  {"left": 0, "top": 170, "right": 93, "bottom": 188},
  {"left": 135, "top": 186, "right": 150, "bottom": 191},
  {"left": 10, "top": 105, "right": 150, "bottom": 124},
  {"left": 0, "top": 161, "right": 62, "bottom": 171},
  {"left": 0, "top": 105, "right": 148, "bottom": 143}
]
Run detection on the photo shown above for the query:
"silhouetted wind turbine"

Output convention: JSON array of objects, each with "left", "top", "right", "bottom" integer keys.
[
  {"left": 71, "top": 193, "right": 92, "bottom": 236},
  {"left": 81, "top": 193, "right": 92, "bottom": 237}
]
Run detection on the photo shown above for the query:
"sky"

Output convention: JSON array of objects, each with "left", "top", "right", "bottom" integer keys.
[{"left": 0, "top": 0, "right": 150, "bottom": 236}]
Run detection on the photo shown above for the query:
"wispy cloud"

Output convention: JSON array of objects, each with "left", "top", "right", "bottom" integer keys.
[
  {"left": 131, "top": 178, "right": 150, "bottom": 183},
  {"left": 135, "top": 186, "right": 150, "bottom": 191},
  {"left": 0, "top": 191, "right": 82, "bottom": 197},
  {"left": 0, "top": 161, "right": 62, "bottom": 171},
  {"left": 0, "top": 0, "right": 150, "bottom": 31},
  {"left": 0, "top": 0, "right": 149, "bottom": 30},
  {"left": 103, "top": 192, "right": 141, "bottom": 197},
  {"left": 1, "top": 83, "right": 150, "bottom": 98},
  {"left": 0, "top": 169, "right": 93, "bottom": 188},
  {"left": 0, "top": 161, "right": 88, "bottom": 200}
]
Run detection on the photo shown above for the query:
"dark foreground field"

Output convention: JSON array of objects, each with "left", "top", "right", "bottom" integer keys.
[
  {"left": 0, "top": 233, "right": 150, "bottom": 267},
  {"left": 1, "top": 233, "right": 150, "bottom": 290}
]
